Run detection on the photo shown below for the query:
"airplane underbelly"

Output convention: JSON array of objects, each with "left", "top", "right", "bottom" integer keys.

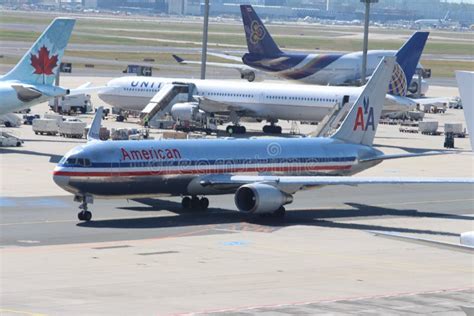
[{"left": 98, "top": 94, "right": 151, "bottom": 111}]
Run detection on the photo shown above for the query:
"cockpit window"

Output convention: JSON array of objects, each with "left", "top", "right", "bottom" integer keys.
[{"left": 65, "top": 157, "right": 91, "bottom": 167}]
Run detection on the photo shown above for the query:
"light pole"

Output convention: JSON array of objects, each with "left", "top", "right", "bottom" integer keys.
[
  {"left": 360, "top": 0, "right": 378, "bottom": 85},
  {"left": 200, "top": 0, "right": 210, "bottom": 79}
]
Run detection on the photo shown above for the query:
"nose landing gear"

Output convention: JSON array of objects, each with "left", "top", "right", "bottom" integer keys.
[{"left": 75, "top": 194, "right": 93, "bottom": 221}]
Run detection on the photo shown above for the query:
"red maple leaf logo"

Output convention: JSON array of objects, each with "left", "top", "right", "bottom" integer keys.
[{"left": 30, "top": 45, "right": 58, "bottom": 75}]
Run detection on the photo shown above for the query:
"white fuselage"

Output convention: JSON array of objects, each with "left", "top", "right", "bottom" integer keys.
[{"left": 99, "top": 76, "right": 413, "bottom": 122}]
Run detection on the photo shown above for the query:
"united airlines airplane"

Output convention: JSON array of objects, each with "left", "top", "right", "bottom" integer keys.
[
  {"left": 99, "top": 30, "right": 423, "bottom": 134},
  {"left": 173, "top": 5, "right": 429, "bottom": 96},
  {"left": 0, "top": 18, "right": 76, "bottom": 115},
  {"left": 54, "top": 57, "right": 472, "bottom": 221}
]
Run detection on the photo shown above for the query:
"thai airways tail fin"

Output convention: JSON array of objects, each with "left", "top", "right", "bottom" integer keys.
[
  {"left": 389, "top": 31, "right": 429, "bottom": 96},
  {"left": 331, "top": 57, "right": 395, "bottom": 146},
  {"left": 1, "top": 18, "right": 75, "bottom": 86},
  {"left": 240, "top": 5, "right": 282, "bottom": 57}
]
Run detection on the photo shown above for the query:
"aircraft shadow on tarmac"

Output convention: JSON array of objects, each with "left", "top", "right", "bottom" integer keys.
[
  {"left": 0, "top": 148, "right": 63, "bottom": 163},
  {"left": 77, "top": 199, "right": 469, "bottom": 237}
]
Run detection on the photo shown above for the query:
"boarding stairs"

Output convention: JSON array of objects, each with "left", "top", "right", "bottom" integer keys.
[
  {"left": 312, "top": 95, "right": 351, "bottom": 137},
  {"left": 140, "top": 82, "right": 196, "bottom": 125}
]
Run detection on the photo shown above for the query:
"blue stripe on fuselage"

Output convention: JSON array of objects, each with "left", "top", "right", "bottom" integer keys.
[{"left": 60, "top": 156, "right": 357, "bottom": 168}]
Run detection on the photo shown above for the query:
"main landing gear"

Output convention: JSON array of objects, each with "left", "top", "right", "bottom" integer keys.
[
  {"left": 75, "top": 194, "right": 93, "bottom": 221},
  {"left": 226, "top": 111, "right": 246, "bottom": 135},
  {"left": 181, "top": 196, "right": 209, "bottom": 211},
  {"left": 262, "top": 120, "right": 282, "bottom": 134}
]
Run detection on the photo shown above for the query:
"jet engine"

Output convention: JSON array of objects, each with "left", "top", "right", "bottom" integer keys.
[
  {"left": 170, "top": 102, "right": 201, "bottom": 121},
  {"left": 234, "top": 183, "right": 293, "bottom": 214}
]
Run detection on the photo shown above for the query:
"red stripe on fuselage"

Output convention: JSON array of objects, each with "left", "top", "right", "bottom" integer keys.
[{"left": 53, "top": 165, "right": 352, "bottom": 177}]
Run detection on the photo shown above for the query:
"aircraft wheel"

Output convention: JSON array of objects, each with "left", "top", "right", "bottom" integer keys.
[
  {"left": 181, "top": 196, "right": 191, "bottom": 209},
  {"left": 199, "top": 197, "right": 209, "bottom": 210},
  {"left": 191, "top": 196, "right": 201, "bottom": 209},
  {"left": 78, "top": 210, "right": 92, "bottom": 221}
]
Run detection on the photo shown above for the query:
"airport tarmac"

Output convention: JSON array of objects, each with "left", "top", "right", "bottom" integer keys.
[{"left": 1, "top": 76, "right": 473, "bottom": 315}]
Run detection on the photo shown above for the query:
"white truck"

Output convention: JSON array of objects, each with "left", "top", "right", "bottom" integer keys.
[
  {"left": 0, "top": 131, "right": 23, "bottom": 147},
  {"left": 59, "top": 119, "right": 87, "bottom": 138},
  {"left": 32, "top": 118, "right": 60, "bottom": 136},
  {"left": 0, "top": 113, "right": 22, "bottom": 127},
  {"left": 49, "top": 94, "right": 93, "bottom": 114}
]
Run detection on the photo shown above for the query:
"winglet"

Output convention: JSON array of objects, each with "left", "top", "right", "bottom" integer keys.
[
  {"left": 331, "top": 57, "right": 395, "bottom": 146},
  {"left": 87, "top": 106, "right": 103, "bottom": 142},
  {"left": 172, "top": 54, "right": 185, "bottom": 63}
]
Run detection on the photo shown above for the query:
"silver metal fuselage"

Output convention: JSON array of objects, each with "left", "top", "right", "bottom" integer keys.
[{"left": 53, "top": 137, "right": 383, "bottom": 199}]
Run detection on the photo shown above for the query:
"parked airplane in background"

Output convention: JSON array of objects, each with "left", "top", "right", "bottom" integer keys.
[
  {"left": 0, "top": 18, "right": 76, "bottom": 115},
  {"left": 173, "top": 5, "right": 429, "bottom": 97},
  {"left": 55, "top": 57, "right": 472, "bottom": 221},
  {"left": 99, "top": 31, "right": 423, "bottom": 134},
  {"left": 414, "top": 11, "right": 455, "bottom": 29}
]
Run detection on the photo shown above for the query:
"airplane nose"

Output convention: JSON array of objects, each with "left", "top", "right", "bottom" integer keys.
[{"left": 53, "top": 173, "right": 69, "bottom": 189}]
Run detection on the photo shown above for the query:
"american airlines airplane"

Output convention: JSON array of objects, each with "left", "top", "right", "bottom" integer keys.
[
  {"left": 98, "top": 31, "right": 422, "bottom": 134},
  {"left": 0, "top": 18, "right": 76, "bottom": 115},
  {"left": 54, "top": 57, "right": 472, "bottom": 221},
  {"left": 173, "top": 5, "right": 429, "bottom": 96}
]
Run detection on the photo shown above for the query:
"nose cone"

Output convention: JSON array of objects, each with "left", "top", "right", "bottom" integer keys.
[{"left": 53, "top": 171, "right": 69, "bottom": 190}]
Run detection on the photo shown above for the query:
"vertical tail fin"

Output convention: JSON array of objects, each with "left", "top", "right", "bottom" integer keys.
[
  {"left": 389, "top": 31, "right": 429, "bottom": 96},
  {"left": 87, "top": 107, "right": 103, "bottom": 142},
  {"left": 2, "top": 18, "right": 75, "bottom": 86},
  {"left": 240, "top": 5, "right": 282, "bottom": 57},
  {"left": 455, "top": 71, "right": 474, "bottom": 151},
  {"left": 331, "top": 57, "right": 396, "bottom": 146}
]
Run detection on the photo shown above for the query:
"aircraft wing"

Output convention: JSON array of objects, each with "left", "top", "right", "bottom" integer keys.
[
  {"left": 69, "top": 82, "right": 106, "bottom": 96},
  {"left": 369, "top": 231, "right": 474, "bottom": 254},
  {"left": 410, "top": 97, "right": 451, "bottom": 105},
  {"left": 173, "top": 54, "right": 255, "bottom": 72},
  {"left": 200, "top": 174, "right": 473, "bottom": 193},
  {"left": 195, "top": 96, "right": 258, "bottom": 116},
  {"left": 208, "top": 52, "right": 244, "bottom": 62}
]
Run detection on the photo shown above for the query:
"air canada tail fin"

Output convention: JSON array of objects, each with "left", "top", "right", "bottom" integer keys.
[
  {"left": 1, "top": 18, "right": 75, "bottom": 86},
  {"left": 389, "top": 31, "right": 429, "bottom": 96},
  {"left": 240, "top": 5, "right": 282, "bottom": 57},
  {"left": 331, "top": 57, "right": 395, "bottom": 146}
]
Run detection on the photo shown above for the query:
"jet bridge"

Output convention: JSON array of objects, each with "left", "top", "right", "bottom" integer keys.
[
  {"left": 312, "top": 95, "right": 351, "bottom": 137},
  {"left": 140, "top": 82, "right": 196, "bottom": 125}
]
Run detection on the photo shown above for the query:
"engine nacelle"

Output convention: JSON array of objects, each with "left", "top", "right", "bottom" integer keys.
[
  {"left": 234, "top": 183, "right": 293, "bottom": 214},
  {"left": 170, "top": 102, "right": 200, "bottom": 121}
]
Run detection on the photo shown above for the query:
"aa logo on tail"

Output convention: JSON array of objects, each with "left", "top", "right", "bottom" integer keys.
[
  {"left": 353, "top": 97, "right": 375, "bottom": 131},
  {"left": 250, "top": 20, "right": 265, "bottom": 44}
]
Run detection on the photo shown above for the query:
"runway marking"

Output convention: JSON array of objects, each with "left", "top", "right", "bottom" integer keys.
[
  {"left": 174, "top": 286, "right": 474, "bottom": 315},
  {"left": 0, "top": 308, "right": 47, "bottom": 316}
]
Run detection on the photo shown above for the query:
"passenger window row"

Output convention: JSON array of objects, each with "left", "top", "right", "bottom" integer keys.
[
  {"left": 205, "top": 92, "right": 254, "bottom": 98},
  {"left": 266, "top": 95, "right": 337, "bottom": 102},
  {"left": 124, "top": 87, "right": 159, "bottom": 92}
]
